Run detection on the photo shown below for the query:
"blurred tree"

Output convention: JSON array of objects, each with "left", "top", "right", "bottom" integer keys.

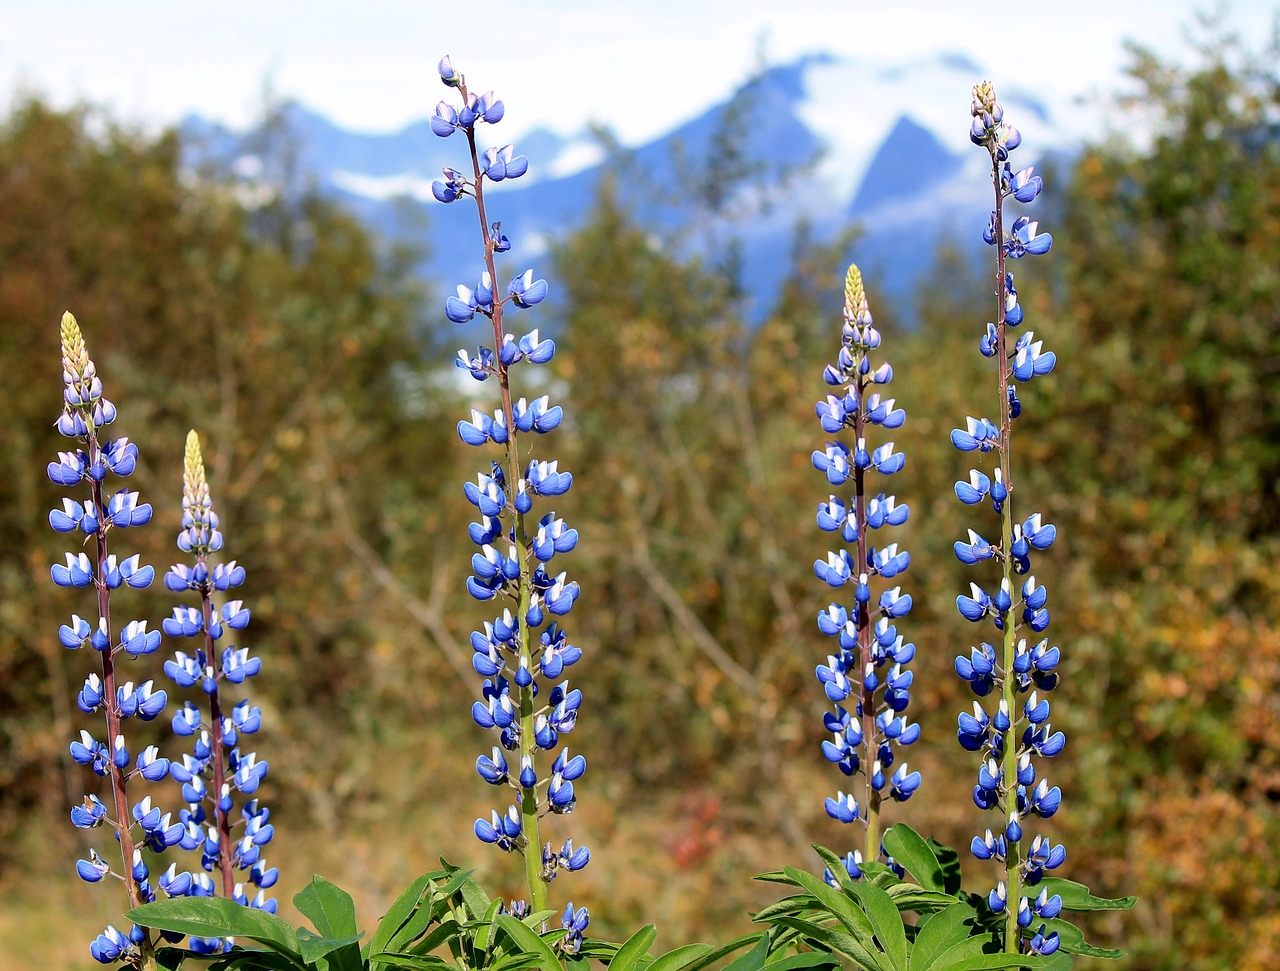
[
  {"left": 0, "top": 98, "right": 476, "bottom": 875},
  {"left": 1019, "top": 24, "right": 1280, "bottom": 970}
]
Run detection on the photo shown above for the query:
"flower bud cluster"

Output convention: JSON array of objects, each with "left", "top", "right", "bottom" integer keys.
[
  {"left": 431, "top": 54, "right": 588, "bottom": 919},
  {"left": 812, "top": 266, "right": 919, "bottom": 883},
  {"left": 158, "top": 431, "right": 278, "bottom": 953},
  {"left": 50, "top": 312, "right": 170, "bottom": 965},
  {"left": 954, "top": 83, "right": 1063, "bottom": 959}
]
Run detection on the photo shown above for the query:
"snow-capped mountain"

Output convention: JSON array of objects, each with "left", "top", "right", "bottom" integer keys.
[{"left": 180, "top": 51, "right": 1086, "bottom": 321}]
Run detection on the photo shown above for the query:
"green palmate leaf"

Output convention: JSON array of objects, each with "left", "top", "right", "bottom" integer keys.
[
  {"left": 929, "top": 952, "right": 1052, "bottom": 971},
  {"left": 294, "top": 876, "right": 363, "bottom": 971},
  {"left": 754, "top": 869, "right": 803, "bottom": 888},
  {"left": 457, "top": 872, "right": 494, "bottom": 921},
  {"left": 1036, "top": 879, "right": 1137, "bottom": 913},
  {"left": 682, "top": 934, "right": 770, "bottom": 971},
  {"left": 366, "top": 872, "right": 436, "bottom": 959},
  {"left": 609, "top": 925, "right": 658, "bottom": 971},
  {"left": 209, "top": 951, "right": 305, "bottom": 971},
  {"left": 366, "top": 954, "right": 459, "bottom": 971},
  {"left": 474, "top": 899, "right": 505, "bottom": 956},
  {"left": 910, "top": 903, "right": 983, "bottom": 968},
  {"left": 406, "top": 917, "right": 464, "bottom": 958},
  {"left": 884, "top": 885, "right": 964, "bottom": 914},
  {"left": 494, "top": 913, "right": 563, "bottom": 971},
  {"left": 155, "top": 947, "right": 190, "bottom": 971},
  {"left": 883, "top": 825, "right": 946, "bottom": 893},
  {"left": 770, "top": 915, "right": 885, "bottom": 971},
  {"left": 759, "top": 954, "right": 841, "bottom": 971},
  {"left": 128, "top": 897, "right": 302, "bottom": 964},
  {"left": 297, "top": 930, "right": 365, "bottom": 966},
  {"left": 754, "top": 895, "right": 819, "bottom": 923},
  {"left": 489, "top": 954, "right": 550, "bottom": 971},
  {"left": 780, "top": 867, "right": 880, "bottom": 946},
  {"left": 846, "top": 876, "right": 908, "bottom": 971},
  {"left": 926, "top": 839, "right": 964, "bottom": 897},
  {"left": 811, "top": 845, "right": 854, "bottom": 888},
  {"left": 1040, "top": 916, "right": 1126, "bottom": 960},
  {"left": 646, "top": 944, "right": 715, "bottom": 971},
  {"left": 436, "top": 868, "right": 481, "bottom": 904},
  {"left": 722, "top": 934, "right": 770, "bottom": 971},
  {"left": 296, "top": 876, "right": 360, "bottom": 939}
]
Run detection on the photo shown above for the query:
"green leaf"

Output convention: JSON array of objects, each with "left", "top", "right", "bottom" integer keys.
[
  {"left": 365, "top": 954, "right": 458, "bottom": 971},
  {"left": 609, "top": 925, "right": 658, "bottom": 971},
  {"left": 722, "top": 934, "right": 770, "bottom": 971},
  {"left": 780, "top": 867, "right": 879, "bottom": 946},
  {"left": 1036, "top": 879, "right": 1137, "bottom": 913},
  {"left": 929, "top": 954, "right": 1052, "bottom": 971},
  {"left": 758, "top": 954, "right": 841, "bottom": 971},
  {"left": 128, "top": 898, "right": 302, "bottom": 964},
  {"left": 457, "top": 874, "right": 493, "bottom": 921},
  {"left": 926, "top": 839, "right": 964, "bottom": 897},
  {"left": 298, "top": 930, "right": 365, "bottom": 966},
  {"left": 292, "top": 877, "right": 362, "bottom": 971},
  {"left": 770, "top": 915, "right": 884, "bottom": 971},
  {"left": 474, "top": 898, "right": 505, "bottom": 956},
  {"left": 681, "top": 934, "right": 768, "bottom": 971},
  {"left": 295, "top": 876, "right": 360, "bottom": 939},
  {"left": 367, "top": 873, "right": 434, "bottom": 959},
  {"left": 1040, "top": 917, "right": 1126, "bottom": 960},
  {"left": 753, "top": 895, "right": 816, "bottom": 923},
  {"left": 645, "top": 943, "right": 714, "bottom": 971},
  {"left": 810, "top": 845, "right": 854, "bottom": 888},
  {"left": 885, "top": 886, "right": 965, "bottom": 914},
  {"left": 845, "top": 875, "right": 908, "bottom": 971},
  {"left": 910, "top": 903, "right": 982, "bottom": 969},
  {"left": 209, "top": 952, "right": 304, "bottom": 971},
  {"left": 492, "top": 914, "right": 563, "bottom": 971},
  {"left": 155, "top": 947, "right": 191, "bottom": 971},
  {"left": 406, "top": 918, "right": 464, "bottom": 958},
  {"left": 883, "top": 825, "right": 946, "bottom": 893}
]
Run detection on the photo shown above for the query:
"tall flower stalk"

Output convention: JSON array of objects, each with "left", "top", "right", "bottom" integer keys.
[
  {"left": 51, "top": 312, "right": 170, "bottom": 969},
  {"left": 812, "top": 266, "right": 919, "bottom": 880},
  {"left": 161, "top": 431, "right": 278, "bottom": 952},
  {"left": 953, "top": 82, "right": 1065, "bottom": 959},
  {"left": 430, "top": 56, "right": 589, "bottom": 932}
]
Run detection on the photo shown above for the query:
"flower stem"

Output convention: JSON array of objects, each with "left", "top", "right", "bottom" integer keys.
[
  {"left": 465, "top": 112, "right": 546, "bottom": 915},
  {"left": 852, "top": 371, "right": 882, "bottom": 861},
  {"left": 991, "top": 153, "right": 1024, "bottom": 962},
  {"left": 201, "top": 588, "right": 236, "bottom": 899},
  {"left": 90, "top": 453, "right": 156, "bottom": 971}
]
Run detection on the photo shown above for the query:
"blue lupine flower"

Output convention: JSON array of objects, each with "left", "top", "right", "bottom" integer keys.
[
  {"left": 955, "top": 82, "right": 1067, "bottom": 958},
  {"left": 432, "top": 56, "right": 589, "bottom": 922},
  {"left": 812, "top": 266, "right": 918, "bottom": 876},
  {"left": 161, "top": 431, "right": 278, "bottom": 934},
  {"left": 51, "top": 313, "right": 173, "bottom": 965},
  {"left": 481, "top": 144, "right": 530, "bottom": 182}
]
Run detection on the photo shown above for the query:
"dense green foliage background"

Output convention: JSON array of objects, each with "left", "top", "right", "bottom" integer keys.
[{"left": 0, "top": 30, "right": 1276, "bottom": 971}]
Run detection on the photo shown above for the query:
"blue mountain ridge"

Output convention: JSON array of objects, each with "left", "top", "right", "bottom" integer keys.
[{"left": 179, "top": 52, "right": 1078, "bottom": 324}]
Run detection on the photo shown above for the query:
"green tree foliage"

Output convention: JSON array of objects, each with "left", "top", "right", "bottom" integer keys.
[
  {"left": 1032, "top": 27, "right": 1280, "bottom": 970},
  {"left": 0, "top": 99, "right": 475, "bottom": 869},
  {"left": 6, "top": 25, "right": 1280, "bottom": 971}
]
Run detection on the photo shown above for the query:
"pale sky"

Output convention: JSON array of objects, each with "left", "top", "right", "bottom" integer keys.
[{"left": 1, "top": 1, "right": 1275, "bottom": 143}]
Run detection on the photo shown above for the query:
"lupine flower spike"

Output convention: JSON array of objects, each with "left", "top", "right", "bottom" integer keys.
[
  {"left": 431, "top": 54, "right": 587, "bottom": 929},
  {"left": 161, "top": 431, "right": 278, "bottom": 954},
  {"left": 813, "top": 266, "right": 919, "bottom": 884},
  {"left": 955, "top": 82, "right": 1064, "bottom": 959},
  {"left": 51, "top": 312, "right": 170, "bottom": 969}
]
